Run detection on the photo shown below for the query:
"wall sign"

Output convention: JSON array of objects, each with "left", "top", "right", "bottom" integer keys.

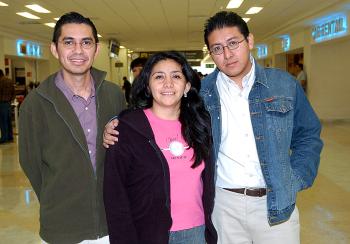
[
  {"left": 280, "top": 35, "right": 290, "bottom": 51},
  {"left": 17, "top": 40, "right": 42, "bottom": 57},
  {"left": 256, "top": 44, "right": 268, "bottom": 59},
  {"left": 312, "top": 15, "right": 347, "bottom": 42}
]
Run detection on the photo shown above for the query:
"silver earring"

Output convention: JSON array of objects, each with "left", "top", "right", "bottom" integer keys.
[{"left": 184, "top": 92, "right": 187, "bottom": 98}]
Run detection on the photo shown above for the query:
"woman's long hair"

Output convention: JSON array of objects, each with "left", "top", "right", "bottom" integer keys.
[{"left": 130, "top": 51, "right": 212, "bottom": 168}]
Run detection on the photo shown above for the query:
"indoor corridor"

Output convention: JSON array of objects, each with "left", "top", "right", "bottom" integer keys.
[{"left": 0, "top": 121, "right": 349, "bottom": 244}]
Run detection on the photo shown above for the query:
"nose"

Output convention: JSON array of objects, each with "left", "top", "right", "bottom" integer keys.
[
  {"left": 163, "top": 76, "right": 174, "bottom": 87},
  {"left": 223, "top": 46, "right": 232, "bottom": 60},
  {"left": 73, "top": 42, "right": 84, "bottom": 53}
]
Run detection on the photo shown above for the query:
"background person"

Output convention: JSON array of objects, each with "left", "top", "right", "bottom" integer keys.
[
  {"left": 295, "top": 63, "right": 307, "bottom": 92},
  {"left": 0, "top": 69, "right": 15, "bottom": 144}
]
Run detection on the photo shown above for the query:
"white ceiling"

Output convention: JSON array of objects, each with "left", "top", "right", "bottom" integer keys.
[{"left": 0, "top": 0, "right": 349, "bottom": 52}]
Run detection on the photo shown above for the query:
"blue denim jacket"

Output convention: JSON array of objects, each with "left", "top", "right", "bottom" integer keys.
[{"left": 200, "top": 60, "right": 323, "bottom": 225}]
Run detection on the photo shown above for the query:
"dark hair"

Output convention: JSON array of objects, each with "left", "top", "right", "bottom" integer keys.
[
  {"left": 296, "top": 63, "right": 303, "bottom": 69},
  {"left": 204, "top": 11, "right": 250, "bottom": 48},
  {"left": 130, "top": 57, "right": 148, "bottom": 70},
  {"left": 130, "top": 51, "right": 212, "bottom": 168},
  {"left": 52, "top": 12, "right": 99, "bottom": 44}
]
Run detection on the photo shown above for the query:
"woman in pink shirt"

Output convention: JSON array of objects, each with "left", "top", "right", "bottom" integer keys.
[{"left": 104, "top": 51, "right": 217, "bottom": 244}]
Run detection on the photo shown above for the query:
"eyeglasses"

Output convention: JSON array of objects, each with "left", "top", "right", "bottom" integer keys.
[
  {"left": 58, "top": 39, "right": 96, "bottom": 49},
  {"left": 210, "top": 39, "right": 245, "bottom": 55}
]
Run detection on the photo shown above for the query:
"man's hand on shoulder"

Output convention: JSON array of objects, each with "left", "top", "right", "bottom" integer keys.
[{"left": 103, "top": 119, "right": 119, "bottom": 148}]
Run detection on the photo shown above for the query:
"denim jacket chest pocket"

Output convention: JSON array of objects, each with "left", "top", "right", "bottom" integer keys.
[{"left": 263, "top": 96, "right": 294, "bottom": 133}]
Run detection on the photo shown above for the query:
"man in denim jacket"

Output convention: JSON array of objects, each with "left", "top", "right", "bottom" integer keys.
[{"left": 201, "top": 11, "right": 323, "bottom": 244}]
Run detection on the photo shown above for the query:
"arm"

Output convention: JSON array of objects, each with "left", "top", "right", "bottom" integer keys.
[
  {"left": 18, "top": 102, "right": 43, "bottom": 201},
  {"left": 103, "top": 129, "right": 138, "bottom": 244},
  {"left": 290, "top": 83, "right": 323, "bottom": 190}
]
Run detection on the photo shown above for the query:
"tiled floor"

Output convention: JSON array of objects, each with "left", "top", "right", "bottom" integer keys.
[{"left": 0, "top": 121, "right": 349, "bottom": 243}]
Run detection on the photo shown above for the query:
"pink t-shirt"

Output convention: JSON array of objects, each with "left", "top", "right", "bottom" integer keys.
[{"left": 144, "top": 109, "right": 205, "bottom": 231}]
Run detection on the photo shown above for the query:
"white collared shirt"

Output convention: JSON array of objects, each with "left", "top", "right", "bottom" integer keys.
[{"left": 216, "top": 56, "right": 266, "bottom": 188}]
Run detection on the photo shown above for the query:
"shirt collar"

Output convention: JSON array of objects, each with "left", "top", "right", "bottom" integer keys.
[
  {"left": 55, "top": 70, "right": 96, "bottom": 99},
  {"left": 218, "top": 54, "right": 256, "bottom": 91}
]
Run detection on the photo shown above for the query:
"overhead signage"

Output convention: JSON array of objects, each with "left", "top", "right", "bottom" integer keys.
[
  {"left": 17, "top": 40, "right": 42, "bottom": 57},
  {"left": 312, "top": 14, "right": 347, "bottom": 42},
  {"left": 256, "top": 44, "right": 268, "bottom": 59}
]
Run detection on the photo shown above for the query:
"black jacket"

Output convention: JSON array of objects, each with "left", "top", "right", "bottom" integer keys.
[{"left": 103, "top": 109, "right": 217, "bottom": 244}]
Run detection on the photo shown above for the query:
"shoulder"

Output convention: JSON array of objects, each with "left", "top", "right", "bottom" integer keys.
[
  {"left": 101, "top": 80, "right": 123, "bottom": 94},
  {"left": 201, "top": 69, "right": 219, "bottom": 89},
  {"left": 119, "top": 109, "right": 154, "bottom": 139}
]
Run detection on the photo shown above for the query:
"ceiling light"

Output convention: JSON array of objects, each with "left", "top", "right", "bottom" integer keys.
[
  {"left": 25, "top": 4, "right": 50, "bottom": 13},
  {"left": 0, "top": 1, "right": 8, "bottom": 6},
  {"left": 243, "top": 18, "right": 250, "bottom": 22},
  {"left": 16, "top": 12, "right": 41, "bottom": 19},
  {"left": 44, "top": 23, "right": 56, "bottom": 28},
  {"left": 226, "top": 0, "right": 244, "bottom": 9},
  {"left": 245, "top": 7, "right": 263, "bottom": 14},
  {"left": 54, "top": 17, "right": 59, "bottom": 21},
  {"left": 97, "top": 34, "right": 102, "bottom": 38},
  {"left": 120, "top": 46, "right": 125, "bottom": 49}
]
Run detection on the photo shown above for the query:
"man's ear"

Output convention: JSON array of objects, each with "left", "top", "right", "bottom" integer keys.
[
  {"left": 50, "top": 42, "right": 59, "bottom": 59},
  {"left": 247, "top": 33, "right": 254, "bottom": 50},
  {"left": 94, "top": 43, "right": 100, "bottom": 59}
]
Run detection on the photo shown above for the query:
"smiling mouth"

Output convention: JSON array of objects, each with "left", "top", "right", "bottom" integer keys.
[{"left": 161, "top": 91, "right": 175, "bottom": 95}]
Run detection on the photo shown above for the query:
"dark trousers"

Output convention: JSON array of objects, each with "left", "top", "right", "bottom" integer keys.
[{"left": 0, "top": 102, "right": 13, "bottom": 143}]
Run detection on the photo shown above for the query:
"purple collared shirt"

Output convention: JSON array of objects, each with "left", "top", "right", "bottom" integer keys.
[{"left": 55, "top": 71, "right": 97, "bottom": 171}]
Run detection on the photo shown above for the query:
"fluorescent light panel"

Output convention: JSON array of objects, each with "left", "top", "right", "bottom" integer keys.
[
  {"left": 226, "top": 0, "right": 244, "bottom": 9},
  {"left": 243, "top": 18, "right": 250, "bottom": 22},
  {"left": 44, "top": 23, "right": 56, "bottom": 28},
  {"left": 25, "top": 4, "right": 50, "bottom": 13},
  {"left": 246, "top": 7, "right": 263, "bottom": 14},
  {"left": 0, "top": 1, "right": 8, "bottom": 6},
  {"left": 16, "top": 12, "right": 41, "bottom": 19}
]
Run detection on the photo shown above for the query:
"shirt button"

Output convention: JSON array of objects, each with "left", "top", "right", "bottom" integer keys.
[
  {"left": 87, "top": 129, "right": 91, "bottom": 133},
  {"left": 85, "top": 107, "right": 88, "bottom": 110},
  {"left": 89, "top": 150, "right": 92, "bottom": 154}
]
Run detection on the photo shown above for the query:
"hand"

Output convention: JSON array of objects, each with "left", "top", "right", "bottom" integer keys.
[{"left": 103, "top": 119, "right": 119, "bottom": 148}]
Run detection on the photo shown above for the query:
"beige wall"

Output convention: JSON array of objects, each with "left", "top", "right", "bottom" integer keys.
[{"left": 309, "top": 36, "right": 350, "bottom": 120}]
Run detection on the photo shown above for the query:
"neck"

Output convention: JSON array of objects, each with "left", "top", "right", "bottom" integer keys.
[
  {"left": 62, "top": 71, "right": 92, "bottom": 99},
  {"left": 151, "top": 105, "right": 180, "bottom": 120}
]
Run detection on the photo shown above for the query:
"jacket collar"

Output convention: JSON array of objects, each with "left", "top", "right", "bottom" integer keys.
[
  {"left": 35, "top": 67, "right": 107, "bottom": 153},
  {"left": 202, "top": 58, "right": 269, "bottom": 90}
]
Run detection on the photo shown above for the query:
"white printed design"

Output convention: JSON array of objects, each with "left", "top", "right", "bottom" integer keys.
[{"left": 161, "top": 140, "right": 189, "bottom": 156}]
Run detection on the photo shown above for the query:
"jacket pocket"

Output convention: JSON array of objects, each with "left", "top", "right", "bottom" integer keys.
[{"left": 264, "top": 96, "right": 293, "bottom": 114}]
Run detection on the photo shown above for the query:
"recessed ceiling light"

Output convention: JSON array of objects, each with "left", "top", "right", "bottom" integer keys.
[
  {"left": 243, "top": 18, "right": 250, "bottom": 22},
  {"left": 120, "top": 46, "right": 125, "bottom": 49},
  {"left": 16, "top": 12, "right": 41, "bottom": 19},
  {"left": 44, "top": 23, "right": 56, "bottom": 28},
  {"left": 97, "top": 34, "right": 102, "bottom": 38},
  {"left": 226, "top": 0, "right": 244, "bottom": 9},
  {"left": 54, "top": 17, "right": 59, "bottom": 21},
  {"left": 246, "top": 7, "right": 263, "bottom": 14},
  {"left": 25, "top": 4, "right": 50, "bottom": 13},
  {"left": 0, "top": 1, "right": 8, "bottom": 7}
]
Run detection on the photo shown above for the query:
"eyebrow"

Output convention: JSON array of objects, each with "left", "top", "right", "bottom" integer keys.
[
  {"left": 151, "top": 70, "right": 182, "bottom": 76},
  {"left": 210, "top": 37, "right": 240, "bottom": 47},
  {"left": 61, "top": 37, "right": 94, "bottom": 41}
]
